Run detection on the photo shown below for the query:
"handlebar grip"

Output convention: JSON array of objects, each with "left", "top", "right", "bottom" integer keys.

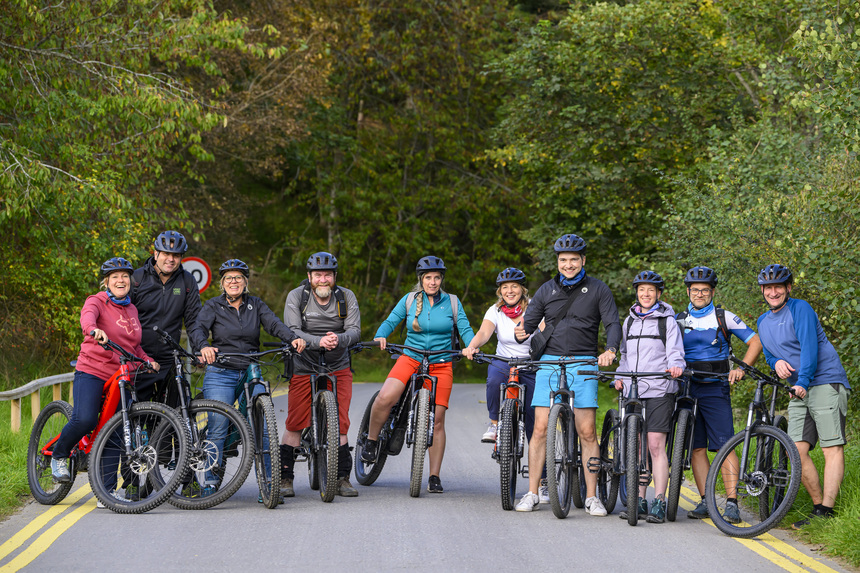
[
  {"left": 262, "top": 341, "right": 284, "bottom": 348},
  {"left": 362, "top": 340, "right": 381, "bottom": 347},
  {"left": 89, "top": 330, "right": 96, "bottom": 337}
]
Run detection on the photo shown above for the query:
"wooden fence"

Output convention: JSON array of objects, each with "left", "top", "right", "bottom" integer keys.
[{"left": 0, "top": 373, "right": 74, "bottom": 432}]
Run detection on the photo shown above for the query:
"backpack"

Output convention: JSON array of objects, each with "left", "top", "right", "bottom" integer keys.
[
  {"left": 675, "top": 305, "right": 733, "bottom": 357},
  {"left": 624, "top": 315, "right": 669, "bottom": 347},
  {"left": 298, "top": 278, "right": 347, "bottom": 330},
  {"left": 402, "top": 291, "right": 462, "bottom": 352}
]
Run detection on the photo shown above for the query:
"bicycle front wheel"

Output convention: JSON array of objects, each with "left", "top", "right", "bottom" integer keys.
[
  {"left": 758, "top": 415, "right": 788, "bottom": 520},
  {"left": 354, "top": 391, "right": 389, "bottom": 486},
  {"left": 705, "top": 424, "right": 801, "bottom": 538},
  {"left": 409, "top": 388, "right": 431, "bottom": 498},
  {"left": 546, "top": 404, "right": 573, "bottom": 518},
  {"left": 667, "top": 408, "right": 692, "bottom": 522},
  {"left": 625, "top": 416, "right": 641, "bottom": 526},
  {"left": 315, "top": 391, "right": 340, "bottom": 502},
  {"left": 89, "top": 402, "right": 190, "bottom": 514},
  {"left": 497, "top": 398, "right": 519, "bottom": 511},
  {"left": 572, "top": 429, "right": 585, "bottom": 510},
  {"left": 253, "top": 395, "right": 281, "bottom": 509},
  {"left": 28, "top": 401, "right": 76, "bottom": 505},
  {"left": 597, "top": 408, "right": 620, "bottom": 514}
]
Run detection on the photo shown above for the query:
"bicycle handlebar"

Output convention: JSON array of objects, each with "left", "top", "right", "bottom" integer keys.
[
  {"left": 91, "top": 331, "right": 150, "bottom": 368},
  {"left": 356, "top": 341, "right": 459, "bottom": 359},
  {"left": 730, "top": 356, "right": 796, "bottom": 395},
  {"left": 152, "top": 326, "right": 203, "bottom": 367}
]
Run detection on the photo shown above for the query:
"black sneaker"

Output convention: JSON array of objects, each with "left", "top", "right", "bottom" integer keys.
[
  {"left": 792, "top": 506, "right": 834, "bottom": 530},
  {"left": 427, "top": 475, "right": 444, "bottom": 493},
  {"left": 360, "top": 439, "right": 378, "bottom": 463}
]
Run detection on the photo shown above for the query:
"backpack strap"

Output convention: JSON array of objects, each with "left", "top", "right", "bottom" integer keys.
[
  {"left": 298, "top": 279, "right": 348, "bottom": 330},
  {"left": 675, "top": 311, "right": 688, "bottom": 339},
  {"left": 625, "top": 315, "right": 667, "bottom": 346},
  {"left": 715, "top": 305, "right": 733, "bottom": 357},
  {"left": 448, "top": 294, "right": 461, "bottom": 352},
  {"left": 131, "top": 267, "right": 145, "bottom": 300}
]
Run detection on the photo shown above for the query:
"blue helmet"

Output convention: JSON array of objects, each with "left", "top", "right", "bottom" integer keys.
[
  {"left": 101, "top": 257, "right": 134, "bottom": 277},
  {"left": 219, "top": 259, "right": 249, "bottom": 277},
  {"left": 684, "top": 266, "right": 718, "bottom": 287},
  {"left": 153, "top": 230, "right": 188, "bottom": 254},
  {"left": 496, "top": 267, "right": 526, "bottom": 286},
  {"left": 757, "top": 264, "right": 793, "bottom": 286},
  {"left": 553, "top": 234, "right": 587, "bottom": 254},
  {"left": 416, "top": 256, "right": 446, "bottom": 278},
  {"left": 633, "top": 270, "right": 664, "bottom": 291},
  {"left": 306, "top": 252, "right": 338, "bottom": 272}
]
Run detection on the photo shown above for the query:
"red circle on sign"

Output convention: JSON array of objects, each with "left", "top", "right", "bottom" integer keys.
[{"left": 183, "top": 256, "right": 212, "bottom": 294}]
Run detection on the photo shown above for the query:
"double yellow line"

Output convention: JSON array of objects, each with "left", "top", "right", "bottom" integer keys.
[{"left": 0, "top": 485, "right": 96, "bottom": 573}]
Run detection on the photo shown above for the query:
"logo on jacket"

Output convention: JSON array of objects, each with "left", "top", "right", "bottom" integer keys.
[
  {"left": 173, "top": 288, "right": 181, "bottom": 295},
  {"left": 116, "top": 315, "right": 140, "bottom": 335},
  {"left": 247, "top": 304, "right": 253, "bottom": 310},
  {"left": 581, "top": 287, "right": 588, "bottom": 293}
]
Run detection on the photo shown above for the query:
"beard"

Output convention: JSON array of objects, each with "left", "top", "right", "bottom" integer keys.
[{"left": 313, "top": 285, "right": 332, "bottom": 299}]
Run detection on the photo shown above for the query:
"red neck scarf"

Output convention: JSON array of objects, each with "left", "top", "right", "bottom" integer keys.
[{"left": 500, "top": 304, "right": 523, "bottom": 319}]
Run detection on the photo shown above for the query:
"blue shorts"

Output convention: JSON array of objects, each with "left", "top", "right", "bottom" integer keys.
[
  {"left": 690, "top": 381, "right": 735, "bottom": 451},
  {"left": 531, "top": 355, "right": 598, "bottom": 409}
]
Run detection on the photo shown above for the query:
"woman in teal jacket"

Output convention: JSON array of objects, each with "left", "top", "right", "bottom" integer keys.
[{"left": 361, "top": 256, "right": 475, "bottom": 493}]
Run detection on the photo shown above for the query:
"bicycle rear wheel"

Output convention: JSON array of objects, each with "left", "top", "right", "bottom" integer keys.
[
  {"left": 28, "top": 401, "right": 76, "bottom": 505},
  {"left": 597, "top": 408, "right": 620, "bottom": 514},
  {"left": 316, "top": 391, "right": 339, "bottom": 502},
  {"left": 497, "top": 399, "right": 519, "bottom": 511},
  {"left": 165, "top": 400, "right": 254, "bottom": 510},
  {"left": 253, "top": 395, "right": 281, "bottom": 509},
  {"left": 546, "top": 404, "right": 573, "bottom": 518},
  {"left": 625, "top": 416, "right": 641, "bottom": 526},
  {"left": 354, "top": 391, "right": 389, "bottom": 486},
  {"left": 667, "top": 408, "right": 692, "bottom": 522},
  {"left": 705, "top": 424, "right": 801, "bottom": 538},
  {"left": 758, "top": 415, "right": 788, "bottom": 520},
  {"left": 409, "top": 388, "right": 431, "bottom": 498},
  {"left": 89, "top": 402, "right": 190, "bottom": 513},
  {"left": 572, "top": 429, "right": 585, "bottom": 509}
]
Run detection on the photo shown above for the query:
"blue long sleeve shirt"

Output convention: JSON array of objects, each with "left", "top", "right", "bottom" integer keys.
[{"left": 757, "top": 298, "right": 849, "bottom": 390}]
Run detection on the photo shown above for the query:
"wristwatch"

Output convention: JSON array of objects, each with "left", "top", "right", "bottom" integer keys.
[{"left": 606, "top": 347, "right": 617, "bottom": 354}]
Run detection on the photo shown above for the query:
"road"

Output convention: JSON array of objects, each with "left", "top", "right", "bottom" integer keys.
[{"left": 0, "top": 383, "right": 850, "bottom": 573}]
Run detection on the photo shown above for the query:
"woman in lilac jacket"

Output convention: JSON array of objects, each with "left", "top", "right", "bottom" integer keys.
[{"left": 614, "top": 271, "right": 685, "bottom": 523}]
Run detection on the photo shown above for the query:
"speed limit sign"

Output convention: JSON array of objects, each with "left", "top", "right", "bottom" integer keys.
[{"left": 183, "top": 256, "right": 212, "bottom": 294}]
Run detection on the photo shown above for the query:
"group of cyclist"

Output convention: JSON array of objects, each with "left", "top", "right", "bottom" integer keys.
[{"left": 48, "top": 230, "right": 850, "bottom": 528}]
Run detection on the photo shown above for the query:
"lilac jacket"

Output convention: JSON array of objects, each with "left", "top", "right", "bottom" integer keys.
[{"left": 617, "top": 301, "right": 685, "bottom": 398}]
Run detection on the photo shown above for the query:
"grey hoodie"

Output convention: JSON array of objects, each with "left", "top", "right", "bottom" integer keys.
[{"left": 617, "top": 301, "right": 685, "bottom": 398}]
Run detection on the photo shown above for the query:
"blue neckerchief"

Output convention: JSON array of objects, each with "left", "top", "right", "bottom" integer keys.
[
  {"left": 559, "top": 269, "right": 586, "bottom": 287},
  {"left": 107, "top": 292, "right": 131, "bottom": 306},
  {"left": 688, "top": 301, "right": 713, "bottom": 318}
]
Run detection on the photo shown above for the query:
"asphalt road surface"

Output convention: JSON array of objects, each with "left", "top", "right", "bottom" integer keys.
[{"left": 0, "top": 383, "right": 851, "bottom": 572}]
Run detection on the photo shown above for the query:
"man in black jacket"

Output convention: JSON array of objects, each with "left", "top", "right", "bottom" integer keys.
[{"left": 131, "top": 230, "right": 202, "bottom": 404}]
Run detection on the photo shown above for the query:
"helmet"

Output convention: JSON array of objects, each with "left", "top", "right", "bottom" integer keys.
[
  {"left": 416, "top": 256, "right": 446, "bottom": 277},
  {"left": 101, "top": 257, "right": 134, "bottom": 278},
  {"left": 553, "top": 234, "right": 587, "bottom": 254},
  {"left": 306, "top": 251, "right": 338, "bottom": 272},
  {"left": 496, "top": 267, "right": 526, "bottom": 286},
  {"left": 632, "top": 270, "right": 664, "bottom": 291},
  {"left": 684, "top": 266, "right": 718, "bottom": 287},
  {"left": 219, "top": 259, "right": 250, "bottom": 277},
  {"left": 153, "top": 231, "right": 188, "bottom": 254},
  {"left": 757, "top": 264, "right": 793, "bottom": 286}
]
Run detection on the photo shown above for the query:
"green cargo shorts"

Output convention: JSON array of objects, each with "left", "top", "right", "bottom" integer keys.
[{"left": 788, "top": 383, "right": 850, "bottom": 449}]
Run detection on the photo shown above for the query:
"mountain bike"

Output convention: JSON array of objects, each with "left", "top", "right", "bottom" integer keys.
[
  {"left": 353, "top": 342, "right": 456, "bottom": 497},
  {"left": 539, "top": 357, "right": 597, "bottom": 519},
  {"left": 151, "top": 326, "right": 254, "bottom": 509},
  {"left": 704, "top": 356, "right": 801, "bottom": 538}
]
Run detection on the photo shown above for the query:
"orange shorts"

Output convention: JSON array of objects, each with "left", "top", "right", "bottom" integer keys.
[
  {"left": 387, "top": 354, "right": 453, "bottom": 408},
  {"left": 284, "top": 367, "right": 353, "bottom": 434}
]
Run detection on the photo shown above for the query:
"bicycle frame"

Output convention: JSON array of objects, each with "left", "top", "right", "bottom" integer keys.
[{"left": 296, "top": 350, "right": 340, "bottom": 462}]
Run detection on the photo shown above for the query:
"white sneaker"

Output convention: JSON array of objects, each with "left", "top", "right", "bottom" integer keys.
[
  {"left": 515, "top": 491, "right": 540, "bottom": 512},
  {"left": 481, "top": 423, "right": 498, "bottom": 443},
  {"left": 538, "top": 479, "right": 550, "bottom": 504},
  {"left": 585, "top": 496, "right": 608, "bottom": 516},
  {"left": 95, "top": 490, "right": 126, "bottom": 509}
]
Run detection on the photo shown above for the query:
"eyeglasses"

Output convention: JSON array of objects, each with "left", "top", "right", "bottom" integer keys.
[
  {"left": 690, "top": 288, "right": 712, "bottom": 296},
  {"left": 223, "top": 276, "right": 245, "bottom": 284}
]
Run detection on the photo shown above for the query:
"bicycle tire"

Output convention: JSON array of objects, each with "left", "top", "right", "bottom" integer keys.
[
  {"left": 27, "top": 401, "right": 76, "bottom": 505},
  {"left": 308, "top": 430, "right": 319, "bottom": 491},
  {"left": 316, "top": 391, "right": 339, "bottom": 502},
  {"left": 253, "top": 395, "right": 281, "bottom": 509},
  {"left": 667, "top": 408, "right": 692, "bottom": 522},
  {"left": 498, "top": 399, "right": 519, "bottom": 511},
  {"left": 597, "top": 408, "right": 620, "bottom": 514},
  {"left": 758, "top": 415, "right": 788, "bottom": 520},
  {"left": 409, "top": 388, "right": 431, "bottom": 498},
  {"left": 546, "top": 404, "right": 572, "bottom": 518},
  {"left": 572, "top": 429, "right": 585, "bottom": 510},
  {"left": 89, "top": 402, "right": 190, "bottom": 514},
  {"left": 705, "top": 424, "right": 801, "bottom": 538},
  {"left": 626, "top": 416, "right": 641, "bottom": 526},
  {"left": 354, "top": 391, "right": 389, "bottom": 486},
  {"left": 165, "top": 400, "right": 254, "bottom": 510}
]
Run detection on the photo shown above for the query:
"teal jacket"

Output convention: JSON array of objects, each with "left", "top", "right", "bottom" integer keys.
[{"left": 375, "top": 291, "right": 475, "bottom": 364}]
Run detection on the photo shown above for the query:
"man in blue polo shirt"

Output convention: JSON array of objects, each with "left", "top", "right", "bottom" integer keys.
[{"left": 757, "top": 264, "right": 851, "bottom": 528}]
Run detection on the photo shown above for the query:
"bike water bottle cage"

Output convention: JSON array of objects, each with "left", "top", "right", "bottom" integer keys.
[
  {"left": 496, "top": 267, "right": 526, "bottom": 286},
  {"left": 306, "top": 252, "right": 338, "bottom": 272},
  {"left": 553, "top": 234, "right": 586, "bottom": 254},
  {"left": 219, "top": 259, "right": 249, "bottom": 277},
  {"left": 416, "top": 256, "right": 446, "bottom": 278},
  {"left": 757, "top": 264, "right": 793, "bottom": 286},
  {"left": 101, "top": 257, "right": 134, "bottom": 277},
  {"left": 684, "top": 266, "right": 718, "bottom": 287},
  {"left": 153, "top": 230, "right": 188, "bottom": 254},
  {"left": 632, "top": 270, "right": 664, "bottom": 291}
]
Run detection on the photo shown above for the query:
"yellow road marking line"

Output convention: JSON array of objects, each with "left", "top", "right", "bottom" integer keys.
[
  {"left": 0, "top": 495, "right": 96, "bottom": 572},
  {"left": 0, "top": 485, "right": 91, "bottom": 561}
]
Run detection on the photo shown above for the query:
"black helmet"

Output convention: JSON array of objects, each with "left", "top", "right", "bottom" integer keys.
[
  {"left": 416, "top": 256, "right": 446, "bottom": 278},
  {"left": 757, "top": 264, "right": 793, "bottom": 286},
  {"left": 553, "top": 234, "right": 587, "bottom": 254},
  {"left": 633, "top": 270, "right": 664, "bottom": 291},
  {"left": 219, "top": 259, "right": 250, "bottom": 277},
  {"left": 684, "top": 266, "right": 718, "bottom": 287},
  {"left": 153, "top": 230, "right": 188, "bottom": 254},
  {"left": 496, "top": 267, "right": 526, "bottom": 286},
  {"left": 101, "top": 257, "right": 134, "bottom": 278},
  {"left": 306, "top": 251, "right": 338, "bottom": 272}
]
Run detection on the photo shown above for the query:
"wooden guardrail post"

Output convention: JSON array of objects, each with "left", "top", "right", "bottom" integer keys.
[
  {"left": 11, "top": 398, "right": 21, "bottom": 433},
  {"left": 31, "top": 391, "right": 40, "bottom": 420},
  {"left": 53, "top": 383, "right": 61, "bottom": 401}
]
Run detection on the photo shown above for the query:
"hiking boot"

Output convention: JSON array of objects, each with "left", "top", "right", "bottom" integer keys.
[
  {"left": 646, "top": 498, "right": 666, "bottom": 523},
  {"left": 337, "top": 478, "right": 359, "bottom": 497},
  {"left": 427, "top": 475, "right": 444, "bottom": 493},
  {"left": 51, "top": 457, "right": 71, "bottom": 483},
  {"left": 619, "top": 497, "right": 648, "bottom": 520},
  {"left": 688, "top": 498, "right": 709, "bottom": 519},
  {"left": 482, "top": 423, "right": 498, "bottom": 443},
  {"left": 724, "top": 501, "right": 741, "bottom": 524},
  {"left": 182, "top": 481, "right": 202, "bottom": 498},
  {"left": 538, "top": 478, "right": 550, "bottom": 504},
  {"left": 200, "top": 485, "right": 217, "bottom": 498},
  {"left": 585, "top": 496, "right": 608, "bottom": 516},
  {"left": 515, "top": 492, "right": 540, "bottom": 512},
  {"left": 280, "top": 478, "right": 295, "bottom": 498},
  {"left": 360, "top": 439, "right": 378, "bottom": 463}
]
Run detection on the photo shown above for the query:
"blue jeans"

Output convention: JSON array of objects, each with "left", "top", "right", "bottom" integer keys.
[
  {"left": 54, "top": 371, "right": 110, "bottom": 459},
  {"left": 486, "top": 358, "right": 538, "bottom": 442}
]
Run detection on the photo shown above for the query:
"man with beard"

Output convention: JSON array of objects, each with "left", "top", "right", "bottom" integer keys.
[{"left": 280, "top": 252, "right": 362, "bottom": 498}]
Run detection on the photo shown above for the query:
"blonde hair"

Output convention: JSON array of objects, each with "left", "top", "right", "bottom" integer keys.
[
  {"left": 494, "top": 284, "right": 530, "bottom": 315},
  {"left": 410, "top": 273, "right": 445, "bottom": 332},
  {"left": 100, "top": 271, "right": 131, "bottom": 292}
]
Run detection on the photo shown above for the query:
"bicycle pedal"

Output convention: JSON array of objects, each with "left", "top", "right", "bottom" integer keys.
[{"left": 586, "top": 456, "right": 601, "bottom": 474}]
